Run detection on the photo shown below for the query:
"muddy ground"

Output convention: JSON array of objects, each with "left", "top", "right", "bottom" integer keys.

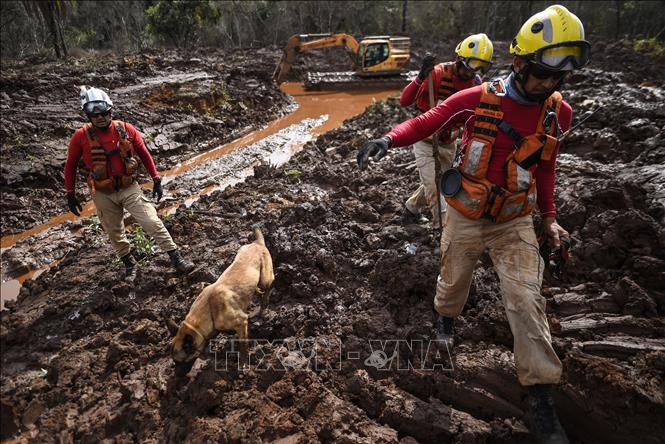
[
  {"left": 1, "top": 39, "right": 665, "bottom": 443},
  {"left": 0, "top": 47, "right": 293, "bottom": 235}
]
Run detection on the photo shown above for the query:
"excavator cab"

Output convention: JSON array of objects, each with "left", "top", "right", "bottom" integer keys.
[
  {"left": 356, "top": 37, "right": 410, "bottom": 76},
  {"left": 359, "top": 42, "right": 389, "bottom": 68}
]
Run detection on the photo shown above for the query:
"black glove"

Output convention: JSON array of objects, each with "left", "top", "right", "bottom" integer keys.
[
  {"left": 357, "top": 136, "right": 391, "bottom": 170},
  {"left": 152, "top": 177, "right": 163, "bottom": 202},
  {"left": 418, "top": 53, "right": 437, "bottom": 81},
  {"left": 67, "top": 192, "right": 82, "bottom": 216}
]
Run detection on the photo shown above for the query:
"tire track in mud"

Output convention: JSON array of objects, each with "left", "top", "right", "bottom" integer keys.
[{"left": 0, "top": 78, "right": 400, "bottom": 308}]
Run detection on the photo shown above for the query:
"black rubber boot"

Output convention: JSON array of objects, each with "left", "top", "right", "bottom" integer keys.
[
  {"left": 401, "top": 204, "right": 429, "bottom": 224},
  {"left": 168, "top": 249, "right": 195, "bottom": 274},
  {"left": 435, "top": 314, "right": 455, "bottom": 351},
  {"left": 120, "top": 252, "right": 137, "bottom": 282},
  {"left": 525, "top": 384, "right": 569, "bottom": 444}
]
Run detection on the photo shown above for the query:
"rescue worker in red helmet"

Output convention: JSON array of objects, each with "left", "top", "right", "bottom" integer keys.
[
  {"left": 357, "top": 5, "right": 590, "bottom": 443},
  {"left": 400, "top": 34, "right": 493, "bottom": 228},
  {"left": 65, "top": 86, "right": 195, "bottom": 280}
]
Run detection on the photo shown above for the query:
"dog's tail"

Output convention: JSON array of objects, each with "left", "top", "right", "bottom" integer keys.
[{"left": 253, "top": 227, "right": 265, "bottom": 246}]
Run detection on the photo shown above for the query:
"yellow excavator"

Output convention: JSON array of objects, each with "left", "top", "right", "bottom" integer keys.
[{"left": 273, "top": 33, "right": 416, "bottom": 89}]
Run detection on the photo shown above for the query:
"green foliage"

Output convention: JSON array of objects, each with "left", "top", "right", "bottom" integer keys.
[
  {"left": 632, "top": 37, "right": 665, "bottom": 57},
  {"left": 145, "top": 0, "right": 221, "bottom": 48},
  {"left": 284, "top": 168, "right": 302, "bottom": 177},
  {"left": 3, "top": 1, "right": 665, "bottom": 59},
  {"left": 87, "top": 215, "right": 105, "bottom": 248},
  {"left": 130, "top": 225, "right": 155, "bottom": 263}
]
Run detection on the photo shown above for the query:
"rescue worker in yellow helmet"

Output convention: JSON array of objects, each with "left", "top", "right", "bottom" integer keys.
[
  {"left": 399, "top": 33, "right": 493, "bottom": 228},
  {"left": 358, "top": 5, "right": 590, "bottom": 443}
]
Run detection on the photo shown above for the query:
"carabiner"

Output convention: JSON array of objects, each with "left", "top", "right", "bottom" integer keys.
[
  {"left": 543, "top": 110, "right": 562, "bottom": 137},
  {"left": 487, "top": 78, "right": 506, "bottom": 97}
]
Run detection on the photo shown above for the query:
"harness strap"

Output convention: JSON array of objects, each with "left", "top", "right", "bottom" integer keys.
[
  {"left": 437, "top": 63, "right": 457, "bottom": 101},
  {"left": 471, "top": 81, "right": 504, "bottom": 146},
  {"left": 497, "top": 120, "right": 525, "bottom": 145}
]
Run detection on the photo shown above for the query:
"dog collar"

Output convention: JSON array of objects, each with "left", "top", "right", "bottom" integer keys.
[{"left": 183, "top": 321, "right": 206, "bottom": 344}]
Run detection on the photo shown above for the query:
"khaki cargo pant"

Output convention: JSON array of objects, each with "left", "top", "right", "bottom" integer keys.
[
  {"left": 434, "top": 207, "right": 562, "bottom": 386},
  {"left": 91, "top": 182, "right": 177, "bottom": 257},
  {"left": 405, "top": 139, "right": 456, "bottom": 227}
]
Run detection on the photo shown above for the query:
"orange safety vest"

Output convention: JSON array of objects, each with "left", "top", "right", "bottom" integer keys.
[
  {"left": 79, "top": 120, "right": 139, "bottom": 194},
  {"left": 416, "top": 62, "right": 469, "bottom": 144},
  {"left": 445, "top": 80, "right": 562, "bottom": 223},
  {"left": 415, "top": 62, "right": 458, "bottom": 112}
]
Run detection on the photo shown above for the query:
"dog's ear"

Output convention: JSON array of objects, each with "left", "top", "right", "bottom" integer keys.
[
  {"left": 165, "top": 319, "right": 179, "bottom": 337},
  {"left": 183, "top": 334, "right": 195, "bottom": 354}
]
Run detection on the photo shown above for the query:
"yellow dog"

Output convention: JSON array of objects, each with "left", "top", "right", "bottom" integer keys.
[{"left": 171, "top": 227, "right": 274, "bottom": 376}]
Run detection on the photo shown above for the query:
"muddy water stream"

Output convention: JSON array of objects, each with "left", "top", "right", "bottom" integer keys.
[{"left": 0, "top": 83, "right": 399, "bottom": 308}]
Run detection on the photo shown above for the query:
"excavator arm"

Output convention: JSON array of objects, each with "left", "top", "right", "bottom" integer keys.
[{"left": 273, "top": 33, "right": 360, "bottom": 85}]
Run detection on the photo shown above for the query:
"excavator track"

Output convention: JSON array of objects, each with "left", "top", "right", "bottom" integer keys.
[{"left": 304, "top": 70, "right": 419, "bottom": 90}]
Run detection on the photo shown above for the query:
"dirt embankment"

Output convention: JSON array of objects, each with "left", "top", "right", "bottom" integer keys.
[
  {"left": 1, "top": 39, "right": 665, "bottom": 443},
  {"left": 0, "top": 47, "right": 293, "bottom": 236}
]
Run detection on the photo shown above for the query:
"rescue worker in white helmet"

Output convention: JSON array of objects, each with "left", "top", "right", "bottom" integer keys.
[
  {"left": 399, "top": 33, "right": 493, "bottom": 228},
  {"left": 358, "top": 5, "right": 590, "bottom": 443},
  {"left": 64, "top": 86, "right": 195, "bottom": 280}
]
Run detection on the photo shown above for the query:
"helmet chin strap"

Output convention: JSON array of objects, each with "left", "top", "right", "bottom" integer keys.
[{"left": 512, "top": 63, "right": 564, "bottom": 102}]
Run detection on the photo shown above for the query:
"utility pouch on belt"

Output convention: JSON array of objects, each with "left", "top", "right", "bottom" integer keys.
[
  {"left": 490, "top": 181, "right": 538, "bottom": 223},
  {"left": 445, "top": 176, "right": 492, "bottom": 220}
]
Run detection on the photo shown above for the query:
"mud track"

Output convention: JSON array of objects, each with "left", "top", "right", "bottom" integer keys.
[
  {"left": 1, "top": 40, "right": 665, "bottom": 442},
  {"left": 0, "top": 47, "right": 292, "bottom": 235}
]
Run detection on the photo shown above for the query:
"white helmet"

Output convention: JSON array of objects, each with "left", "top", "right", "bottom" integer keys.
[{"left": 80, "top": 86, "right": 113, "bottom": 115}]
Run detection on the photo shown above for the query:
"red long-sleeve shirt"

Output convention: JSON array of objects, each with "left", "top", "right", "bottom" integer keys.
[
  {"left": 399, "top": 63, "right": 480, "bottom": 143},
  {"left": 387, "top": 85, "right": 572, "bottom": 217},
  {"left": 64, "top": 122, "right": 159, "bottom": 192}
]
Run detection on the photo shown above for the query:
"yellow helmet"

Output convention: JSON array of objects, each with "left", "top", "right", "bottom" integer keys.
[
  {"left": 455, "top": 33, "right": 493, "bottom": 74},
  {"left": 510, "top": 4, "right": 590, "bottom": 70}
]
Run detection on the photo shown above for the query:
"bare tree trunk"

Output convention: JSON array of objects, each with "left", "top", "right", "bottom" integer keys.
[
  {"left": 615, "top": 0, "right": 622, "bottom": 39},
  {"left": 55, "top": 3, "right": 68, "bottom": 57},
  {"left": 40, "top": 0, "right": 61, "bottom": 57},
  {"left": 402, "top": 0, "right": 408, "bottom": 33}
]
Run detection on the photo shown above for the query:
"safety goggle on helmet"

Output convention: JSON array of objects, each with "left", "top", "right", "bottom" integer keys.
[
  {"left": 456, "top": 33, "right": 493, "bottom": 74},
  {"left": 510, "top": 5, "right": 590, "bottom": 71},
  {"left": 531, "top": 41, "right": 590, "bottom": 71},
  {"left": 83, "top": 101, "right": 112, "bottom": 115},
  {"left": 460, "top": 57, "right": 493, "bottom": 74},
  {"left": 80, "top": 86, "right": 113, "bottom": 115}
]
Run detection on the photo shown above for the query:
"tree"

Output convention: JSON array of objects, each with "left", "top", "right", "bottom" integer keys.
[
  {"left": 145, "top": 0, "right": 221, "bottom": 48},
  {"left": 21, "top": 0, "right": 69, "bottom": 58},
  {"left": 402, "top": 0, "right": 408, "bottom": 33}
]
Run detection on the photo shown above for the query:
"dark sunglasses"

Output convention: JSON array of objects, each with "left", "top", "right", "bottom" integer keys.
[
  {"left": 88, "top": 110, "right": 111, "bottom": 118},
  {"left": 528, "top": 63, "right": 567, "bottom": 81}
]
